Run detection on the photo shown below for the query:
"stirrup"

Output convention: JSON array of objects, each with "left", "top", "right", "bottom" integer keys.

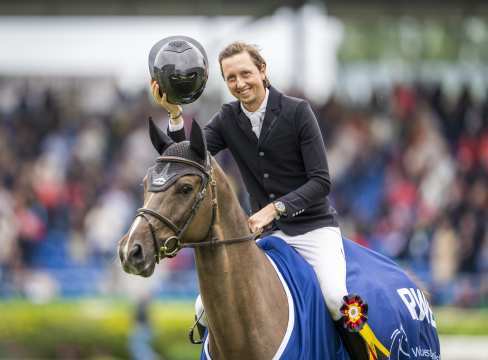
[
  {"left": 188, "top": 315, "right": 205, "bottom": 344},
  {"left": 340, "top": 294, "right": 368, "bottom": 332}
]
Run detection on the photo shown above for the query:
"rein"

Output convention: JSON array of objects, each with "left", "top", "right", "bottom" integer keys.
[{"left": 135, "top": 155, "right": 258, "bottom": 262}]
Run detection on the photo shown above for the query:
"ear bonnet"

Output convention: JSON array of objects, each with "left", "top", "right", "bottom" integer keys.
[{"left": 146, "top": 141, "right": 208, "bottom": 192}]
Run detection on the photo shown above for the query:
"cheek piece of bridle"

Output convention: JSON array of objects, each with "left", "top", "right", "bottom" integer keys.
[
  {"left": 135, "top": 155, "right": 259, "bottom": 263},
  {"left": 135, "top": 154, "right": 260, "bottom": 345}
]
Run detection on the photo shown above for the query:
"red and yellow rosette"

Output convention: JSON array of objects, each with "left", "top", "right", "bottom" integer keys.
[{"left": 340, "top": 294, "right": 368, "bottom": 332}]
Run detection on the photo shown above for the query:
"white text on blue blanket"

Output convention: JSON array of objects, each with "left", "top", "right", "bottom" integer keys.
[{"left": 397, "top": 288, "right": 436, "bottom": 328}]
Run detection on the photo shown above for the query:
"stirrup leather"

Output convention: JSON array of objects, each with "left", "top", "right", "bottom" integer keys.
[{"left": 188, "top": 314, "right": 205, "bottom": 344}]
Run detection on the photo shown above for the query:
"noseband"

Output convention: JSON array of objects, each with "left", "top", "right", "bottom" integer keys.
[{"left": 135, "top": 155, "right": 257, "bottom": 263}]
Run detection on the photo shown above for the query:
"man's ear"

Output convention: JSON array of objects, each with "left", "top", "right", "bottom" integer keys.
[
  {"left": 190, "top": 119, "right": 207, "bottom": 160},
  {"left": 148, "top": 117, "right": 174, "bottom": 155}
]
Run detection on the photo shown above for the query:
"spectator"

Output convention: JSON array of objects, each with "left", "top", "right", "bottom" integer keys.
[{"left": 0, "top": 78, "right": 486, "bottom": 307}]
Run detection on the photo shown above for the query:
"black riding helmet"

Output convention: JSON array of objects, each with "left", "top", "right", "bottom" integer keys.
[{"left": 149, "top": 36, "right": 208, "bottom": 105}]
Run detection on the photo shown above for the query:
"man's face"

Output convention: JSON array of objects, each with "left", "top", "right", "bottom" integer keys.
[{"left": 221, "top": 51, "right": 266, "bottom": 111}]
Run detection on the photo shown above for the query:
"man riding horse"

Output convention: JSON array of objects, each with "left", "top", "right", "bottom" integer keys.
[{"left": 150, "top": 40, "right": 369, "bottom": 358}]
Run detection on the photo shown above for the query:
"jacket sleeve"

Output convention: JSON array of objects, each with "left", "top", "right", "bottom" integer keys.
[
  {"left": 278, "top": 101, "right": 331, "bottom": 217},
  {"left": 167, "top": 111, "right": 227, "bottom": 155},
  {"left": 167, "top": 126, "right": 186, "bottom": 142},
  {"left": 203, "top": 111, "right": 227, "bottom": 155}
]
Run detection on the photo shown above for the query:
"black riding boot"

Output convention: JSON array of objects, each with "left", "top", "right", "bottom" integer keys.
[{"left": 335, "top": 318, "right": 370, "bottom": 360}]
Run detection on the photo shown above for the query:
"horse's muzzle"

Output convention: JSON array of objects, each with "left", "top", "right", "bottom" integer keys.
[{"left": 119, "top": 237, "right": 156, "bottom": 277}]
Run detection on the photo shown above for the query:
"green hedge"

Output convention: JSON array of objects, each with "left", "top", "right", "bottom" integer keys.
[
  {"left": 0, "top": 300, "right": 487, "bottom": 359},
  {"left": 0, "top": 299, "right": 199, "bottom": 360},
  {"left": 434, "top": 307, "right": 488, "bottom": 335}
]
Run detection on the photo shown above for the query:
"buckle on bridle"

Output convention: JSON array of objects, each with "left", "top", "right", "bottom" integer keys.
[{"left": 160, "top": 236, "right": 181, "bottom": 258}]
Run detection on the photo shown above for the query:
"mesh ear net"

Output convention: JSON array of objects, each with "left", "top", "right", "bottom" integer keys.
[
  {"left": 146, "top": 141, "right": 208, "bottom": 192},
  {"left": 163, "top": 140, "right": 206, "bottom": 164}
]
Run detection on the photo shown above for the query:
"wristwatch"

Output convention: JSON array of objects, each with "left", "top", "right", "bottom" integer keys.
[{"left": 273, "top": 201, "right": 287, "bottom": 219}]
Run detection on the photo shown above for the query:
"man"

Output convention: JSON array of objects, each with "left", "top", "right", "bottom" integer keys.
[{"left": 151, "top": 41, "right": 368, "bottom": 358}]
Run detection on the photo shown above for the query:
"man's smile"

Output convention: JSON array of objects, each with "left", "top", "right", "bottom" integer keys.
[{"left": 239, "top": 88, "right": 251, "bottom": 95}]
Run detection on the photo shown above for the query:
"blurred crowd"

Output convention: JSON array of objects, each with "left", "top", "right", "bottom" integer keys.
[
  {"left": 0, "top": 77, "right": 486, "bottom": 306},
  {"left": 316, "top": 83, "right": 488, "bottom": 306}
]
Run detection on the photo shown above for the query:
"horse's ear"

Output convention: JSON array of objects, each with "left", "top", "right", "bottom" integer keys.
[
  {"left": 148, "top": 117, "right": 174, "bottom": 155},
  {"left": 190, "top": 119, "right": 207, "bottom": 160}
]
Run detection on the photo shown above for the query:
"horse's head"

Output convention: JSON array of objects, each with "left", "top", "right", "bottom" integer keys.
[{"left": 119, "top": 118, "right": 214, "bottom": 277}]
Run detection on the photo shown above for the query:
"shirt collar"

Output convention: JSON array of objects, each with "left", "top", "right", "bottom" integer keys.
[{"left": 241, "top": 88, "right": 269, "bottom": 118}]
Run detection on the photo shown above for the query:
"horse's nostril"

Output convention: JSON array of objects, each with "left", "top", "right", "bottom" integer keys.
[{"left": 129, "top": 243, "right": 144, "bottom": 261}]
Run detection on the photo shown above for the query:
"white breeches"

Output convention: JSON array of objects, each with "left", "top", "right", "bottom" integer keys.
[
  {"left": 194, "top": 226, "right": 348, "bottom": 325},
  {"left": 272, "top": 227, "right": 348, "bottom": 321}
]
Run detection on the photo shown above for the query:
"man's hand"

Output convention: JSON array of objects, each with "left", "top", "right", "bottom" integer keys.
[
  {"left": 248, "top": 203, "right": 278, "bottom": 233},
  {"left": 150, "top": 80, "right": 182, "bottom": 123}
]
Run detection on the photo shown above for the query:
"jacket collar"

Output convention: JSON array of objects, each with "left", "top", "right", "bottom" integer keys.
[
  {"left": 259, "top": 86, "right": 281, "bottom": 145},
  {"left": 264, "top": 85, "right": 281, "bottom": 113},
  {"left": 232, "top": 86, "right": 282, "bottom": 144}
]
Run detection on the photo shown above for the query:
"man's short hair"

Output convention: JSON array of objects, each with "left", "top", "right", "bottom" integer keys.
[{"left": 218, "top": 42, "right": 270, "bottom": 88}]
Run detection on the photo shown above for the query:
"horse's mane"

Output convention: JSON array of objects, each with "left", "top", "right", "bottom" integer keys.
[
  {"left": 210, "top": 156, "right": 247, "bottom": 217},
  {"left": 161, "top": 140, "right": 247, "bottom": 220}
]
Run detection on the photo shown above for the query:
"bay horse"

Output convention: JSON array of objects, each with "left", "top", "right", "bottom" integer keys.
[{"left": 118, "top": 119, "right": 440, "bottom": 360}]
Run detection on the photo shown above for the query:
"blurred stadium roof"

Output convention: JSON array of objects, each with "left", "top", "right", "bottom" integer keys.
[{"left": 2, "top": 0, "right": 488, "bottom": 17}]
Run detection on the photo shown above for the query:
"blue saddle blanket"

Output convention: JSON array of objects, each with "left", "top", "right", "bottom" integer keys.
[{"left": 200, "top": 236, "right": 440, "bottom": 360}]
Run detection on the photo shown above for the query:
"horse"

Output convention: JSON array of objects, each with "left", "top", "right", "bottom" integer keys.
[{"left": 118, "top": 119, "right": 440, "bottom": 360}]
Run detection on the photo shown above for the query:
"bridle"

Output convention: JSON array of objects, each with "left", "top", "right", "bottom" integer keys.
[{"left": 135, "top": 154, "right": 258, "bottom": 263}]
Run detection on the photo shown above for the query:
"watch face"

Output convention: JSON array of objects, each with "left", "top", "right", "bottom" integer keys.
[{"left": 275, "top": 201, "right": 285, "bottom": 214}]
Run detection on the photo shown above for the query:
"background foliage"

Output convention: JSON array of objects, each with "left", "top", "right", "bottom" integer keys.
[{"left": 1, "top": 300, "right": 487, "bottom": 359}]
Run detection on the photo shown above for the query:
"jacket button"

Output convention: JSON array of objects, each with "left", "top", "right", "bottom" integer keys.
[
  {"left": 259, "top": 151, "right": 264, "bottom": 157},
  {"left": 263, "top": 173, "right": 269, "bottom": 179},
  {"left": 269, "top": 193, "right": 276, "bottom": 200}
]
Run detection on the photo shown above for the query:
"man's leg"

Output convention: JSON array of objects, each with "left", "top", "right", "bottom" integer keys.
[
  {"left": 273, "top": 228, "right": 369, "bottom": 359},
  {"left": 273, "top": 227, "right": 347, "bottom": 319}
]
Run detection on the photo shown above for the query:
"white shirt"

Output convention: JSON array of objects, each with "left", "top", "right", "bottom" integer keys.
[
  {"left": 168, "top": 89, "right": 270, "bottom": 138},
  {"left": 241, "top": 88, "right": 269, "bottom": 138}
]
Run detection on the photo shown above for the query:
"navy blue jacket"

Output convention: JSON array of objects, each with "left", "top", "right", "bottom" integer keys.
[{"left": 168, "top": 86, "right": 338, "bottom": 236}]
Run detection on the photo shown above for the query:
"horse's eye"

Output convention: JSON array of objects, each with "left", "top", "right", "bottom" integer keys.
[{"left": 179, "top": 184, "right": 194, "bottom": 194}]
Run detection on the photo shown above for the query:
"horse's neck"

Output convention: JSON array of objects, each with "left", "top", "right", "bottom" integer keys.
[
  {"left": 194, "top": 232, "right": 287, "bottom": 359},
  {"left": 194, "top": 162, "right": 288, "bottom": 359}
]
